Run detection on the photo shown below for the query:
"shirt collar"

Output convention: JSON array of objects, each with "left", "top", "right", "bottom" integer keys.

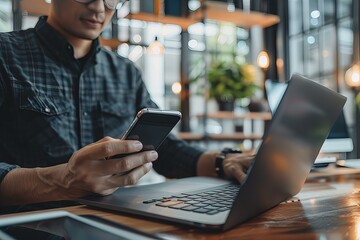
[{"left": 34, "top": 16, "right": 101, "bottom": 62}]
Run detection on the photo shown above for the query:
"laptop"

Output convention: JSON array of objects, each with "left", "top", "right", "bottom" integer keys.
[
  {"left": 265, "top": 79, "right": 353, "bottom": 165},
  {"left": 80, "top": 74, "right": 346, "bottom": 231}
]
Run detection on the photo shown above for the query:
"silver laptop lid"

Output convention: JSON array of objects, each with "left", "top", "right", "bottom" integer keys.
[
  {"left": 224, "top": 73, "right": 346, "bottom": 230},
  {"left": 265, "top": 79, "right": 353, "bottom": 154}
]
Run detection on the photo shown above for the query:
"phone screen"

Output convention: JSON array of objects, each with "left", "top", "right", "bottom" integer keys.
[{"left": 124, "top": 111, "right": 181, "bottom": 151}]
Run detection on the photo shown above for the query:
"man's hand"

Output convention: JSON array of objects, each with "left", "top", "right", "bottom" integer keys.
[
  {"left": 0, "top": 137, "right": 158, "bottom": 206},
  {"left": 38, "top": 137, "right": 158, "bottom": 200},
  {"left": 222, "top": 153, "right": 254, "bottom": 183},
  {"left": 196, "top": 151, "right": 254, "bottom": 183}
]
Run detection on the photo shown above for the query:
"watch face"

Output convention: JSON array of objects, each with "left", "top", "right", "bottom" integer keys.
[
  {"left": 222, "top": 147, "right": 242, "bottom": 154},
  {"left": 215, "top": 154, "right": 226, "bottom": 178}
]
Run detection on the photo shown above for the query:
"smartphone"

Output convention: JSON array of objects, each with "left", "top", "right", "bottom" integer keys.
[{"left": 111, "top": 108, "right": 181, "bottom": 158}]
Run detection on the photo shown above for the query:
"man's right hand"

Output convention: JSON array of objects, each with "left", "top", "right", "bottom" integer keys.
[
  {"left": 50, "top": 136, "right": 158, "bottom": 199},
  {"left": 0, "top": 137, "right": 157, "bottom": 206}
]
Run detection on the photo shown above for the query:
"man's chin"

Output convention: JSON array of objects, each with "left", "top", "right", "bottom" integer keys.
[{"left": 75, "top": 31, "right": 101, "bottom": 41}]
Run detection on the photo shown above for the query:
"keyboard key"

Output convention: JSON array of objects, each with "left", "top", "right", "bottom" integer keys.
[
  {"left": 212, "top": 203, "right": 226, "bottom": 207},
  {"left": 169, "top": 203, "right": 190, "bottom": 209},
  {"left": 181, "top": 205, "right": 200, "bottom": 211},
  {"left": 142, "top": 199, "right": 157, "bottom": 204},
  {"left": 177, "top": 198, "right": 191, "bottom": 202},
  {"left": 217, "top": 207, "right": 230, "bottom": 212},
  {"left": 192, "top": 198, "right": 208, "bottom": 202},
  {"left": 192, "top": 203, "right": 209, "bottom": 207},
  {"left": 206, "top": 210, "right": 219, "bottom": 215},
  {"left": 194, "top": 208, "right": 211, "bottom": 213},
  {"left": 156, "top": 200, "right": 183, "bottom": 207},
  {"left": 204, "top": 206, "right": 220, "bottom": 210}
]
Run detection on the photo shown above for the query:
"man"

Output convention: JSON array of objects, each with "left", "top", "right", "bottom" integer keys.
[{"left": 0, "top": 0, "right": 253, "bottom": 213}]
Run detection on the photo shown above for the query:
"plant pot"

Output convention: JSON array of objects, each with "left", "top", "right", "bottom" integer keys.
[
  {"left": 247, "top": 99, "right": 270, "bottom": 112},
  {"left": 216, "top": 98, "right": 235, "bottom": 112}
]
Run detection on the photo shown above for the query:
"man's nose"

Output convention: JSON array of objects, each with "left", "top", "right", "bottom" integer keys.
[{"left": 87, "top": 0, "right": 106, "bottom": 12}]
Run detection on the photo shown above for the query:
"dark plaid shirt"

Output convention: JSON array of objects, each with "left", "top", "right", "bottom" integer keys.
[{"left": 0, "top": 17, "right": 204, "bottom": 212}]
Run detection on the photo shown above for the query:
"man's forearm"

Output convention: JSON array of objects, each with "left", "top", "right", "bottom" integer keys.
[
  {"left": 196, "top": 151, "right": 219, "bottom": 177},
  {"left": 0, "top": 164, "right": 68, "bottom": 206}
]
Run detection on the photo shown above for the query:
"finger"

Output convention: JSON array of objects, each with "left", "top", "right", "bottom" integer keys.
[
  {"left": 95, "top": 136, "right": 115, "bottom": 144},
  {"left": 232, "top": 165, "right": 248, "bottom": 183},
  {"left": 96, "top": 151, "right": 158, "bottom": 176},
  {"left": 244, "top": 157, "right": 254, "bottom": 170},
  {"left": 238, "top": 156, "right": 254, "bottom": 171},
  {"left": 108, "top": 162, "right": 153, "bottom": 187},
  {"left": 77, "top": 140, "right": 143, "bottom": 161},
  {"left": 84, "top": 136, "right": 114, "bottom": 148},
  {"left": 223, "top": 162, "right": 245, "bottom": 183},
  {"left": 223, "top": 156, "right": 254, "bottom": 182},
  {"left": 98, "top": 187, "right": 119, "bottom": 196},
  {"left": 228, "top": 154, "right": 254, "bottom": 168}
]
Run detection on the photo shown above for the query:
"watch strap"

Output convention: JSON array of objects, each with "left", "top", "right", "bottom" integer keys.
[{"left": 215, "top": 147, "right": 242, "bottom": 178}]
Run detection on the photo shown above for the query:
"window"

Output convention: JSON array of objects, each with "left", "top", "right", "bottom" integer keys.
[
  {"left": 0, "top": 0, "right": 12, "bottom": 32},
  {"left": 288, "top": 0, "right": 352, "bottom": 90}
]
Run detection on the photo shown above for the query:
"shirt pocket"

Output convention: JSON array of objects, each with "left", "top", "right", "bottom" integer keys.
[
  {"left": 20, "top": 94, "right": 71, "bottom": 116},
  {"left": 18, "top": 94, "right": 75, "bottom": 165},
  {"left": 99, "top": 101, "right": 135, "bottom": 138}
]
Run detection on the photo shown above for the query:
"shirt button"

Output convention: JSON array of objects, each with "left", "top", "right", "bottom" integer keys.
[{"left": 83, "top": 112, "right": 88, "bottom": 116}]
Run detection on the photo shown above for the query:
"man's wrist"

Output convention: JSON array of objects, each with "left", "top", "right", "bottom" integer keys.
[
  {"left": 35, "top": 164, "right": 70, "bottom": 200},
  {"left": 215, "top": 148, "right": 242, "bottom": 178},
  {"left": 215, "top": 153, "right": 226, "bottom": 178}
]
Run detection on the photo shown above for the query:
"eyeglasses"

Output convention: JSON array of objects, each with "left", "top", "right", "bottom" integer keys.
[{"left": 74, "top": 0, "right": 122, "bottom": 10}]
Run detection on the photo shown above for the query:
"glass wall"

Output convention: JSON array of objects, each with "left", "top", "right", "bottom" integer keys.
[
  {"left": 288, "top": 0, "right": 347, "bottom": 89},
  {"left": 288, "top": 0, "right": 353, "bottom": 88},
  {"left": 0, "top": 0, "right": 12, "bottom": 32},
  {"left": 287, "top": 0, "right": 355, "bottom": 141}
]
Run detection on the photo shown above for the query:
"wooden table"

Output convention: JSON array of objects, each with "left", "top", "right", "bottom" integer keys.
[{"left": 2, "top": 165, "right": 360, "bottom": 239}]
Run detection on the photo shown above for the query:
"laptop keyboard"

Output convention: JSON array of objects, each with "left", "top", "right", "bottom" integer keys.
[{"left": 142, "top": 184, "right": 240, "bottom": 215}]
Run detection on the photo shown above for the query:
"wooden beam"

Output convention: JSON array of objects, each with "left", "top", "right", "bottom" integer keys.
[
  {"left": 177, "top": 132, "right": 264, "bottom": 141},
  {"left": 153, "top": 0, "right": 163, "bottom": 16},
  {"left": 21, "top": 0, "right": 50, "bottom": 16},
  {"left": 192, "top": 1, "right": 280, "bottom": 28},
  {"left": 99, "top": 38, "right": 125, "bottom": 50},
  {"left": 127, "top": 13, "right": 198, "bottom": 31}
]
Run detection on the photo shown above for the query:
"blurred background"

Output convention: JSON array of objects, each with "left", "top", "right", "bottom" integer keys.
[{"left": 1, "top": 0, "right": 359, "bottom": 162}]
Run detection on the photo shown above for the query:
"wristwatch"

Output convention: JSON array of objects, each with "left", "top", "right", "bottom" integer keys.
[{"left": 215, "top": 147, "right": 242, "bottom": 178}]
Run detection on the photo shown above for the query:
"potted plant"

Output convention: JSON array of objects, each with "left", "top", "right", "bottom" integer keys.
[{"left": 207, "top": 61, "right": 259, "bottom": 111}]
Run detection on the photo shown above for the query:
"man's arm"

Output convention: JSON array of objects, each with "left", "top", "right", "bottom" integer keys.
[
  {"left": 197, "top": 151, "right": 254, "bottom": 183},
  {"left": 0, "top": 165, "right": 66, "bottom": 206},
  {"left": 0, "top": 137, "right": 158, "bottom": 206}
]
